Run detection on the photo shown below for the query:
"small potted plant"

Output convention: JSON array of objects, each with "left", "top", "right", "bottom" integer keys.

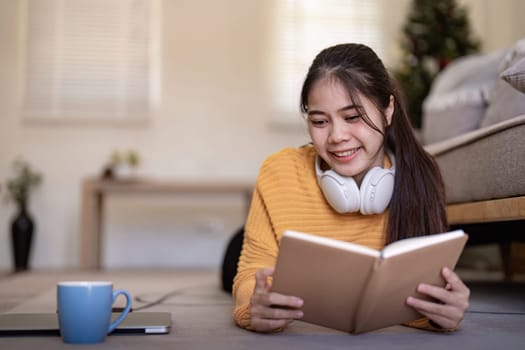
[
  {"left": 102, "top": 150, "right": 141, "bottom": 180},
  {"left": 126, "top": 150, "right": 140, "bottom": 168},
  {"left": 4, "top": 158, "right": 42, "bottom": 271}
]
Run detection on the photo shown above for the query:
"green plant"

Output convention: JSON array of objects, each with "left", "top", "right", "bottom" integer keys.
[
  {"left": 5, "top": 158, "right": 42, "bottom": 208},
  {"left": 126, "top": 150, "right": 140, "bottom": 167},
  {"left": 109, "top": 150, "right": 140, "bottom": 168},
  {"left": 395, "top": 0, "right": 480, "bottom": 129},
  {"left": 110, "top": 150, "right": 123, "bottom": 166}
]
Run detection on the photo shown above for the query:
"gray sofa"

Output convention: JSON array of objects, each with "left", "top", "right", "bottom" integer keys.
[
  {"left": 426, "top": 115, "right": 525, "bottom": 205},
  {"left": 421, "top": 38, "right": 525, "bottom": 277}
]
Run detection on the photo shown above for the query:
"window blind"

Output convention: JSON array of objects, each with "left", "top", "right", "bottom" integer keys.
[
  {"left": 23, "top": 0, "right": 157, "bottom": 123},
  {"left": 271, "top": 0, "right": 384, "bottom": 126}
]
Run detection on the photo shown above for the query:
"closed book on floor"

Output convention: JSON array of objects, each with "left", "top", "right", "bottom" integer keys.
[{"left": 271, "top": 229, "right": 468, "bottom": 333}]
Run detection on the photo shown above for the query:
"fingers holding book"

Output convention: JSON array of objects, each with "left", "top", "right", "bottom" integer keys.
[
  {"left": 406, "top": 267, "right": 470, "bottom": 330},
  {"left": 250, "top": 267, "right": 304, "bottom": 332},
  {"left": 254, "top": 267, "right": 274, "bottom": 293}
]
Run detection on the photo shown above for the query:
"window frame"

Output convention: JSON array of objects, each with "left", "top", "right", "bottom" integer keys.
[
  {"left": 21, "top": 0, "right": 160, "bottom": 125},
  {"left": 268, "top": 0, "right": 385, "bottom": 129}
]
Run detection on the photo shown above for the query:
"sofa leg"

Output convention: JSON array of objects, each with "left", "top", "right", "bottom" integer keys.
[
  {"left": 451, "top": 220, "right": 525, "bottom": 281},
  {"left": 499, "top": 242, "right": 513, "bottom": 281}
]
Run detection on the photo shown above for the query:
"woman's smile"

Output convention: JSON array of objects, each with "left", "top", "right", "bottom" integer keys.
[{"left": 330, "top": 147, "right": 361, "bottom": 162}]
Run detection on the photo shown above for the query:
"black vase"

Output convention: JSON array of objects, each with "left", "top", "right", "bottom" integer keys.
[{"left": 10, "top": 205, "right": 34, "bottom": 272}]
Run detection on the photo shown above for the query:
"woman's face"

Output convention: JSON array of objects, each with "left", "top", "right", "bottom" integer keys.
[{"left": 306, "top": 77, "right": 393, "bottom": 184}]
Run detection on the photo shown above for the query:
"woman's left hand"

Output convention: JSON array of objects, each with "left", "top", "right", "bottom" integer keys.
[{"left": 406, "top": 267, "right": 470, "bottom": 330}]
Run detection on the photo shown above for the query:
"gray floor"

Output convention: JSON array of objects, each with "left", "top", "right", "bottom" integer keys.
[
  {"left": 452, "top": 278, "right": 525, "bottom": 350},
  {"left": 0, "top": 269, "right": 524, "bottom": 349},
  {"left": 467, "top": 280, "right": 525, "bottom": 314}
]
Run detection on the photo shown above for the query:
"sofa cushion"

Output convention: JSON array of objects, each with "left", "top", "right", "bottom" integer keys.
[
  {"left": 481, "top": 78, "right": 525, "bottom": 127},
  {"left": 481, "top": 39, "right": 525, "bottom": 127},
  {"left": 425, "top": 114, "right": 525, "bottom": 204},
  {"left": 421, "top": 104, "right": 486, "bottom": 145},
  {"left": 501, "top": 56, "right": 525, "bottom": 93},
  {"left": 421, "top": 50, "right": 505, "bottom": 145}
]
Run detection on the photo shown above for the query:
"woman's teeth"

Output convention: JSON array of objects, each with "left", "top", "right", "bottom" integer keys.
[{"left": 334, "top": 149, "right": 358, "bottom": 157}]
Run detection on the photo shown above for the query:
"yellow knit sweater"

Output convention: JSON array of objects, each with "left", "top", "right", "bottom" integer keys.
[{"left": 232, "top": 146, "right": 440, "bottom": 332}]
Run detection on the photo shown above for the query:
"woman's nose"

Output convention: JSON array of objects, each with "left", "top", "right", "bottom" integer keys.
[{"left": 328, "top": 121, "right": 351, "bottom": 143}]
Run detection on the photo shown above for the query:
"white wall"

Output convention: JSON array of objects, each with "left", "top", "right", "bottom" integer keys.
[
  {"left": 461, "top": 0, "right": 525, "bottom": 52},
  {"left": 1, "top": 0, "right": 524, "bottom": 271},
  {"left": 0, "top": 0, "right": 312, "bottom": 270}
]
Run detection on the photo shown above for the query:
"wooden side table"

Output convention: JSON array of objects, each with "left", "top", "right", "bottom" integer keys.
[{"left": 80, "top": 178, "right": 253, "bottom": 269}]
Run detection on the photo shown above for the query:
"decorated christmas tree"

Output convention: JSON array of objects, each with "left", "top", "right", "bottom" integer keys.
[{"left": 395, "top": 0, "right": 480, "bottom": 129}]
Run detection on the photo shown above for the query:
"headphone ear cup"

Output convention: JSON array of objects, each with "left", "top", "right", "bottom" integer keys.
[
  {"left": 359, "top": 167, "right": 395, "bottom": 215},
  {"left": 318, "top": 170, "right": 360, "bottom": 213}
]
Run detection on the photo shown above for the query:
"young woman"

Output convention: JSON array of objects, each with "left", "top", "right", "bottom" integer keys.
[{"left": 232, "top": 43, "right": 470, "bottom": 333}]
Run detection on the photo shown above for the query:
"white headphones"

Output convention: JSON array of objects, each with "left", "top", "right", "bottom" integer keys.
[{"left": 315, "top": 152, "right": 395, "bottom": 215}]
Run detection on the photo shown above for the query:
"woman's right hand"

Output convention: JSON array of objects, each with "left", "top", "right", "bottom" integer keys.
[{"left": 249, "top": 267, "right": 304, "bottom": 332}]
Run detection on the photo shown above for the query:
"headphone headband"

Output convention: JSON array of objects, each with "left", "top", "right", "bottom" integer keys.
[{"left": 315, "top": 152, "right": 395, "bottom": 214}]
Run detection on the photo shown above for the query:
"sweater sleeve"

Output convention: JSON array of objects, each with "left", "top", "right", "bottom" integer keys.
[
  {"left": 232, "top": 185, "right": 280, "bottom": 330},
  {"left": 405, "top": 318, "right": 458, "bottom": 332}
]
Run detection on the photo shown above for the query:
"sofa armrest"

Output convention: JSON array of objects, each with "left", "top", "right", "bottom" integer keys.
[
  {"left": 424, "top": 114, "right": 525, "bottom": 205},
  {"left": 425, "top": 114, "right": 525, "bottom": 156}
]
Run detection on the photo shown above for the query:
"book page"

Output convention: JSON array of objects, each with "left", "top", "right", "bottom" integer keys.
[
  {"left": 284, "top": 230, "right": 380, "bottom": 258},
  {"left": 354, "top": 231, "right": 468, "bottom": 333},
  {"left": 381, "top": 229, "right": 465, "bottom": 259}
]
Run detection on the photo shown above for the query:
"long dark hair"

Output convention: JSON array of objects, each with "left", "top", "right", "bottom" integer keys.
[{"left": 300, "top": 43, "right": 447, "bottom": 243}]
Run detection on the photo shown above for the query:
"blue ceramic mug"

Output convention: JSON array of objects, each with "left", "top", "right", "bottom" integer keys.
[{"left": 57, "top": 281, "right": 132, "bottom": 344}]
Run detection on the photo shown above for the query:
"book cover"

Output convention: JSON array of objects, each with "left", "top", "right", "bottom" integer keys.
[{"left": 271, "top": 229, "right": 468, "bottom": 333}]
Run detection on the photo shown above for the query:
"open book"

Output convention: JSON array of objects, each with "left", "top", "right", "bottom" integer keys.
[{"left": 271, "top": 229, "right": 468, "bottom": 334}]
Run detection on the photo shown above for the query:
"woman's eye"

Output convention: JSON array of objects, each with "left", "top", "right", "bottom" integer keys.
[
  {"left": 309, "top": 119, "right": 328, "bottom": 127},
  {"left": 345, "top": 115, "right": 360, "bottom": 122}
]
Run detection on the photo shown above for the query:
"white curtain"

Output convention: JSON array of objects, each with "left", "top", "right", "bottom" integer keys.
[
  {"left": 23, "top": 0, "right": 158, "bottom": 123},
  {"left": 270, "top": 0, "right": 384, "bottom": 125}
]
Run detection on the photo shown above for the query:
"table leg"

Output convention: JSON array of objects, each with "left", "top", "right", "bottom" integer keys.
[{"left": 80, "top": 181, "right": 103, "bottom": 269}]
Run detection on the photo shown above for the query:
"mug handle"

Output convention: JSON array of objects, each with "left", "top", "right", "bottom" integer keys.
[{"left": 108, "top": 289, "right": 132, "bottom": 334}]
